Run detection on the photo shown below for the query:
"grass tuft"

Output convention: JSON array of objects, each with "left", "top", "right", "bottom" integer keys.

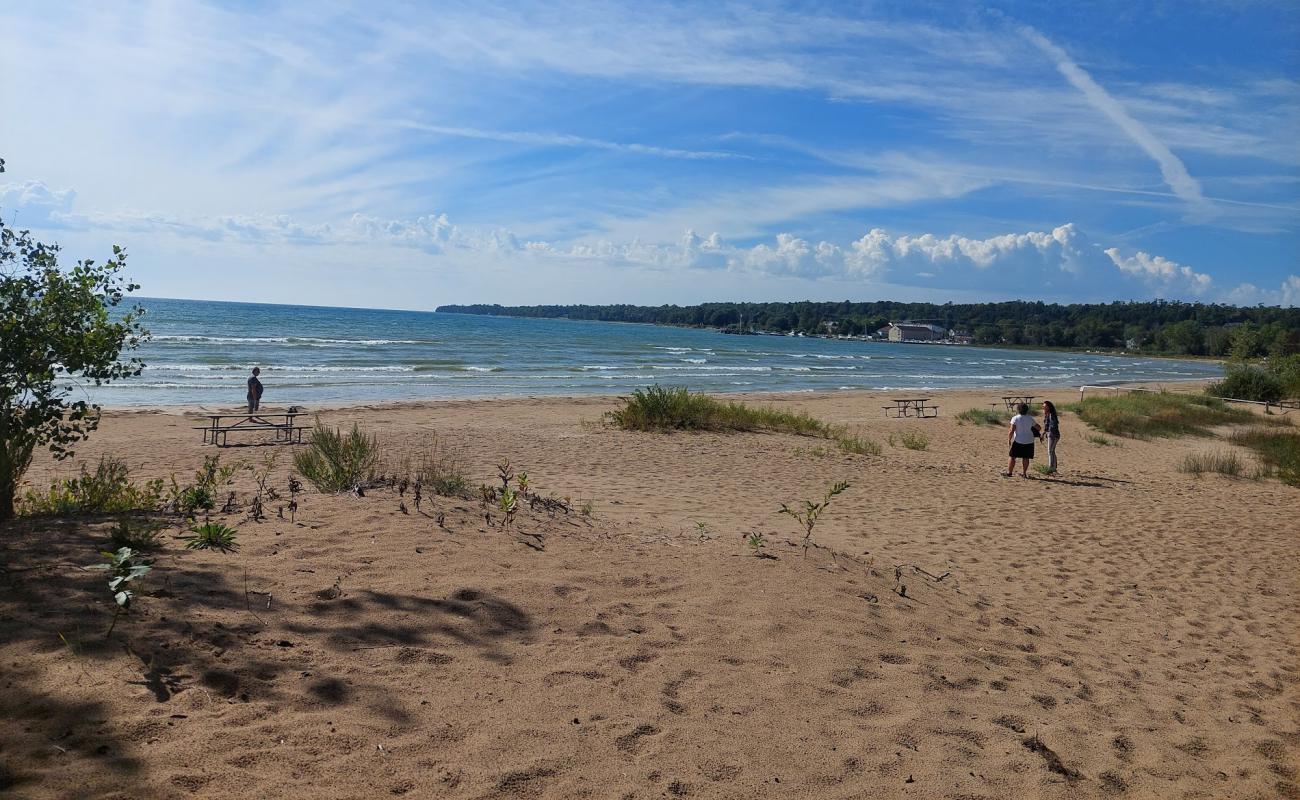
[
  {"left": 1230, "top": 427, "right": 1300, "bottom": 487},
  {"left": 1086, "top": 434, "right": 1116, "bottom": 447},
  {"left": 837, "top": 433, "right": 883, "bottom": 456},
  {"left": 1070, "top": 392, "right": 1251, "bottom": 439},
  {"left": 1178, "top": 451, "right": 1243, "bottom": 478},
  {"left": 294, "top": 419, "right": 381, "bottom": 492},
  {"left": 956, "top": 407, "right": 1004, "bottom": 426},
  {"left": 890, "top": 430, "right": 930, "bottom": 451}
]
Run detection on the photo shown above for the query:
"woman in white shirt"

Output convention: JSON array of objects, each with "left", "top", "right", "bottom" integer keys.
[{"left": 1003, "top": 403, "right": 1041, "bottom": 478}]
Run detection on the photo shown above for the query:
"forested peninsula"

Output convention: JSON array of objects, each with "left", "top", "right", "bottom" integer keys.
[{"left": 436, "top": 300, "right": 1300, "bottom": 358}]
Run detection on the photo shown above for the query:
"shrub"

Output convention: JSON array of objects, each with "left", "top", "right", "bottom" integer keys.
[
  {"left": 87, "top": 546, "right": 152, "bottom": 636},
  {"left": 294, "top": 419, "right": 380, "bottom": 492},
  {"left": 184, "top": 522, "right": 239, "bottom": 552},
  {"left": 1178, "top": 451, "right": 1243, "bottom": 478},
  {"left": 1230, "top": 427, "right": 1300, "bottom": 486},
  {"left": 1073, "top": 392, "right": 1251, "bottom": 439},
  {"left": 956, "top": 407, "right": 1004, "bottom": 426},
  {"left": 20, "top": 456, "right": 163, "bottom": 516},
  {"left": 1207, "top": 364, "right": 1284, "bottom": 404}
]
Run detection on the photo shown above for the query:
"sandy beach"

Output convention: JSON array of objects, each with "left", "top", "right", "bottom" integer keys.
[{"left": 3, "top": 386, "right": 1297, "bottom": 799}]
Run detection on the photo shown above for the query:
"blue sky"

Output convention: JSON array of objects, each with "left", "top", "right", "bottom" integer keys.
[{"left": 2, "top": 0, "right": 1297, "bottom": 309}]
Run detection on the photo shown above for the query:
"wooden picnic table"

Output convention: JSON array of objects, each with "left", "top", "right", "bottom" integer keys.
[
  {"left": 882, "top": 397, "right": 938, "bottom": 418},
  {"left": 1000, "top": 394, "right": 1037, "bottom": 411},
  {"left": 195, "top": 412, "right": 310, "bottom": 447}
]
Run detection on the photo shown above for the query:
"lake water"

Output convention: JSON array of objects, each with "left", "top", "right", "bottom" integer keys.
[{"left": 93, "top": 297, "right": 1223, "bottom": 406}]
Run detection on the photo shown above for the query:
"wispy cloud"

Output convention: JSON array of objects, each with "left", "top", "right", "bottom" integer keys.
[
  {"left": 1020, "top": 26, "right": 1209, "bottom": 213},
  {"left": 393, "top": 120, "right": 746, "bottom": 161}
]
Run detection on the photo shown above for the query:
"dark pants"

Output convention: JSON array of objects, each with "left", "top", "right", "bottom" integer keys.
[{"left": 248, "top": 395, "right": 259, "bottom": 413}]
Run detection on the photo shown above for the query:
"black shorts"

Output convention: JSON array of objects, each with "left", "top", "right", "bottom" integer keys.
[{"left": 1009, "top": 441, "right": 1035, "bottom": 459}]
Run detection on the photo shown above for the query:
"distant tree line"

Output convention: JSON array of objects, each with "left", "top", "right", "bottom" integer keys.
[{"left": 436, "top": 300, "right": 1300, "bottom": 358}]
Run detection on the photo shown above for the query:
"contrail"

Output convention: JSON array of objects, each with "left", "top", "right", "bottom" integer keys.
[{"left": 1021, "top": 26, "right": 1209, "bottom": 212}]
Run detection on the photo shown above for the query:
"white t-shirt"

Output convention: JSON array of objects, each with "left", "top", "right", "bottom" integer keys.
[{"left": 1010, "top": 414, "right": 1039, "bottom": 444}]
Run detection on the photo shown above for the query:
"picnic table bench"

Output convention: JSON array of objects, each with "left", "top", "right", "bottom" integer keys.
[
  {"left": 882, "top": 397, "right": 938, "bottom": 418},
  {"left": 195, "top": 413, "right": 310, "bottom": 447},
  {"left": 1000, "top": 394, "right": 1037, "bottom": 411}
]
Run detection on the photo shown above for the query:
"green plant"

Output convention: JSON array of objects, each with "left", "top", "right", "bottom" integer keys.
[
  {"left": 579, "top": 500, "right": 594, "bottom": 517},
  {"left": 1230, "top": 427, "right": 1300, "bottom": 486},
  {"left": 1032, "top": 464, "right": 1053, "bottom": 475},
  {"left": 1086, "top": 434, "right": 1115, "bottom": 447},
  {"left": 498, "top": 486, "right": 518, "bottom": 532},
  {"left": 107, "top": 518, "right": 163, "bottom": 551},
  {"left": 184, "top": 521, "right": 239, "bottom": 552},
  {"left": 1071, "top": 392, "right": 1252, "bottom": 439},
  {"left": 1178, "top": 450, "right": 1244, "bottom": 478},
  {"left": 893, "top": 430, "right": 930, "bottom": 451},
  {"left": 745, "top": 531, "right": 766, "bottom": 554},
  {"left": 87, "top": 546, "right": 152, "bottom": 637},
  {"left": 956, "top": 407, "right": 1004, "bottom": 426},
  {"left": 836, "top": 433, "right": 883, "bottom": 456},
  {"left": 293, "top": 420, "right": 380, "bottom": 492},
  {"left": 19, "top": 456, "right": 163, "bottom": 516},
  {"left": 0, "top": 199, "right": 149, "bottom": 522},
  {"left": 1207, "top": 364, "right": 1284, "bottom": 404},
  {"left": 778, "top": 480, "right": 850, "bottom": 557},
  {"left": 607, "top": 385, "right": 832, "bottom": 436}
]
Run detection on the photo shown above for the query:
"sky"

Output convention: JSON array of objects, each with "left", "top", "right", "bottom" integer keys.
[{"left": 2, "top": 0, "right": 1298, "bottom": 310}]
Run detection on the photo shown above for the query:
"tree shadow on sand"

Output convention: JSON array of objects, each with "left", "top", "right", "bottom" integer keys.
[{"left": 0, "top": 518, "right": 533, "bottom": 794}]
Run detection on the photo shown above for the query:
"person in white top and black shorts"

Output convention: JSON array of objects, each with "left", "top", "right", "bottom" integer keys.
[{"left": 1003, "top": 403, "right": 1041, "bottom": 478}]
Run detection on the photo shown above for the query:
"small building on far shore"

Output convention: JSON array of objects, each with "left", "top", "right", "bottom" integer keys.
[{"left": 885, "top": 322, "right": 946, "bottom": 342}]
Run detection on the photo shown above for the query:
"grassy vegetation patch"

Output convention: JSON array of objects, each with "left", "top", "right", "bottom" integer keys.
[
  {"left": 1069, "top": 392, "right": 1252, "bottom": 439},
  {"left": 956, "top": 407, "right": 1005, "bottom": 426},
  {"left": 891, "top": 431, "right": 931, "bottom": 451},
  {"left": 21, "top": 456, "right": 163, "bottom": 516},
  {"left": 1230, "top": 427, "right": 1300, "bottom": 486},
  {"left": 294, "top": 419, "right": 381, "bottom": 492},
  {"left": 1178, "top": 450, "right": 1244, "bottom": 478},
  {"left": 1086, "top": 434, "right": 1116, "bottom": 447},
  {"left": 608, "top": 385, "right": 831, "bottom": 435},
  {"left": 608, "top": 385, "right": 883, "bottom": 456}
]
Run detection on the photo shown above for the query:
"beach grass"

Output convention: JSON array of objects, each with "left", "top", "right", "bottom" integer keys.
[
  {"left": 1229, "top": 427, "right": 1300, "bottom": 486},
  {"left": 294, "top": 420, "right": 381, "bottom": 492},
  {"left": 956, "top": 407, "right": 1004, "bottom": 426},
  {"left": 1086, "top": 434, "right": 1116, "bottom": 447},
  {"left": 892, "top": 430, "right": 931, "bottom": 451},
  {"left": 1178, "top": 450, "right": 1244, "bottom": 478},
  {"left": 609, "top": 386, "right": 883, "bottom": 455},
  {"left": 1067, "top": 392, "right": 1251, "bottom": 439},
  {"left": 608, "top": 385, "right": 831, "bottom": 436}
]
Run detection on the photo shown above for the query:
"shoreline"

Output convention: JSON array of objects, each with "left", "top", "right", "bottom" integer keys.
[{"left": 90, "top": 377, "right": 1215, "bottom": 416}]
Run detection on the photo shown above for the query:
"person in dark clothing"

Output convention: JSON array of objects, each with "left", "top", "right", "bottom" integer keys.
[
  {"left": 1040, "top": 400, "right": 1061, "bottom": 474},
  {"left": 247, "top": 367, "right": 263, "bottom": 414}
]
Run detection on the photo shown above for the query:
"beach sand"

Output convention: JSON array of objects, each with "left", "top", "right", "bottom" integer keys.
[{"left": 3, "top": 386, "right": 1297, "bottom": 799}]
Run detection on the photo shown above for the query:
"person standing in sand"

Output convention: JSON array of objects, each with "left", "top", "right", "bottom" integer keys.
[
  {"left": 1003, "top": 402, "right": 1040, "bottom": 478},
  {"left": 247, "top": 367, "right": 263, "bottom": 414},
  {"left": 1040, "top": 400, "right": 1061, "bottom": 475}
]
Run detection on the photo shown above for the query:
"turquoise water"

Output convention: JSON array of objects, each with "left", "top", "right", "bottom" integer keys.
[{"left": 94, "top": 297, "right": 1223, "bottom": 406}]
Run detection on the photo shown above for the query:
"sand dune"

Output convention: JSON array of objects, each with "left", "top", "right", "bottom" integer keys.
[{"left": 4, "top": 388, "right": 1297, "bottom": 799}]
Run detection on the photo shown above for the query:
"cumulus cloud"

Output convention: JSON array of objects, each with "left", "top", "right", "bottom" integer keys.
[
  {"left": 1102, "top": 248, "right": 1213, "bottom": 296},
  {"left": 0, "top": 180, "right": 77, "bottom": 225}
]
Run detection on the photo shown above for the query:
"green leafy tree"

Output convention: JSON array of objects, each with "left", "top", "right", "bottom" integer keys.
[{"left": 0, "top": 171, "right": 147, "bottom": 521}]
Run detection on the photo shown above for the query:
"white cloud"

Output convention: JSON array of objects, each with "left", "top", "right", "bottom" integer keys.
[
  {"left": 0, "top": 180, "right": 76, "bottom": 224},
  {"left": 1102, "top": 248, "right": 1214, "bottom": 296},
  {"left": 1019, "top": 26, "right": 1209, "bottom": 214}
]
